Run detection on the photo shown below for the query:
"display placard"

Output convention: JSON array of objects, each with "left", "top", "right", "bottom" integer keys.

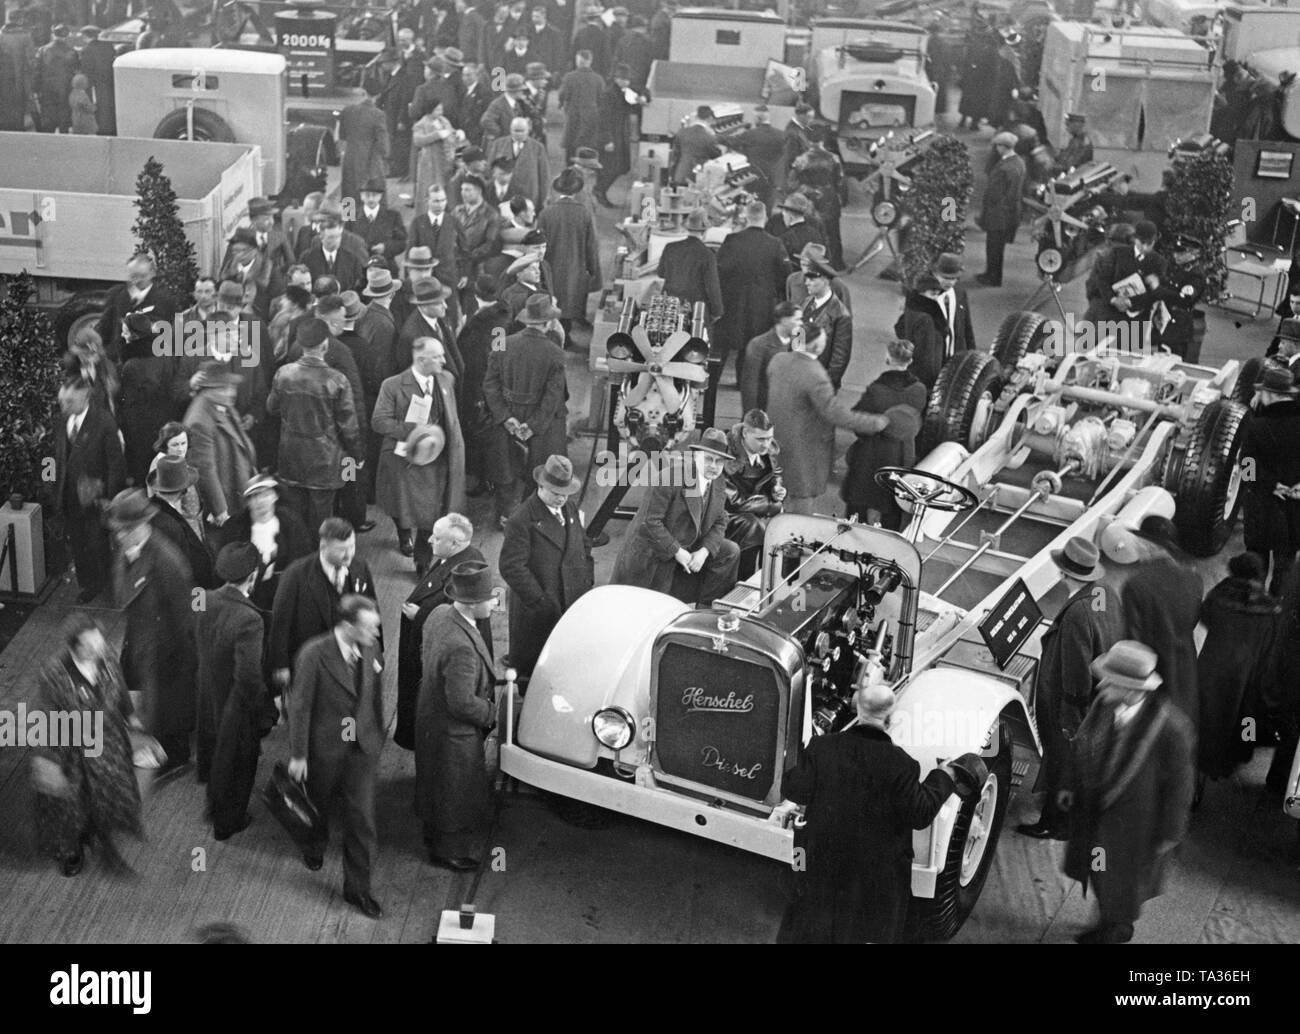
[
  {"left": 978, "top": 578, "right": 1043, "bottom": 670},
  {"left": 275, "top": 10, "right": 337, "bottom": 97},
  {"left": 653, "top": 643, "right": 781, "bottom": 801}
]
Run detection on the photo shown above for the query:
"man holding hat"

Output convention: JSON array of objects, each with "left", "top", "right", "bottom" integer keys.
[
  {"left": 975, "top": 131, "right": 1025, "bottom": 287},
  {"left": 373, "top": 334, "right": 466, "bottom": 569},
  {"left": 149, "top": 455, "right": 217, "bottom": 589},
  {"left": 670, "top": 105, "right": 719, "bottom": 185},
  {"left": 487, "top": 115, "right": 550, "bottom": 210},
  {"left": 538, "top": 167, "right": 600, "bottom": 333},
  {"left": 1017, "top": 535, "right": 1123, "bottom": 840},
  {"left": 499, "top": 454, "right": 594, "bottom": 678},
  {"left": 415, "top": 560, "right": 501, "bottom": 870},
  {"left": 196, "top": 541, "right": 268, "bottom": 840},
  {"left": 611, "top": 427, "right": 741, "bottom": 606},
  {"left": 108, "top": 489, "right": 198, "bottom": 779},
  {"left": 559, "top": 48, "right": 603, "bottom": 164},
  {"left": 267, "top": 318, "right": 363, "bottom": 534},
  {"left": 772, "top": 680, "right": 984, "bottom": 943},
  {"left": 483, "top": 292, "right": 570, "bottom": 523},
  {"left": 347, "top": 178, "right": 407, "bottom": 275},
  {"left": 1063, "top": 640, "right": 1195, "bottom": 943},
  {"left": 1054, "top": 113, "right": 1094, "bottom": 174},
  {"left": 657, "top": 209, "right": 724, "bottom": 324},
  {"left": 1241, "top": 366, "right": 1300, "bottom": 595}
]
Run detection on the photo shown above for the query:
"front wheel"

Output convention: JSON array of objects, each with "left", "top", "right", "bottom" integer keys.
[
  {"left": 907, "top": 721, "right": 1012, "bottom": 942},
  {"left": 1169, "top": 398, "right": 1249, "bottom": 556}
]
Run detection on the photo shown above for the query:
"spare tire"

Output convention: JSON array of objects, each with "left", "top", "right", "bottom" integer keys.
[
  {"left": 154, "top": 106, "right": 236, "bottom": 143},
  {"left": 991, "top": 310, "right": 1051, "bottom": 369},
  {"left": 1170, "top": 397, "right": 1249, "bottom": 556},
  {"left": 1230, "top": 355, "right": 1271, "bottom": 408},
  {"left": 919, "top": 350, "right": 1003, "bottom": 457}
]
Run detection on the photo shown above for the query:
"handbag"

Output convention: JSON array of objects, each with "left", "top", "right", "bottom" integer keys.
[{"left": 260, "top": 761, "right": 323, "bottom": 849}]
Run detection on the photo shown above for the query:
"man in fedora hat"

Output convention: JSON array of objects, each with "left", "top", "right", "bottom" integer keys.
[
  {"left": 1242, "top": 365, "right": 1300, "bottom": 595},
  {"left": 1017, "top": 535, "right": 1123, "bottom": 840},
  {"left": 1269, "top": 315, "right": 1300, "bottom": 372},
  {"left": 218, "top": 229, "right": 282, "bottom": 322},
  {"left": 715, "top": 200, "right": 789, "bottom": 387},
  {"left": 480, "top": 72, "right": 532, "bottom": 151},
  {"left": 1063, "top": 641, "right": 1195, "bottom": 943},
  {"left": 772, "top": 680, "right": 983, "bottom": 943},
  {"left": 499, "top": 454, "right": 594, "bottom": 677},
  {"left": 537, "top": 167, "right": 600, "bottom": 334},
  {"left": 611, "top": 427, "right": 742, "bottom": 606},
  {"left": 347, "top": 177, "right": 407, "bottom": 276},
  {"left": 415, "top": 560, "right": 501, "bottom": 870},
  {"left": 396, "top": 277, "right": 465, "bottom": 389},
  {"left": 487, "top": 115, "right": 549, "bottom": 209},
  {"left": 183, "top": 361, "right": 257, "bottom": 529},
  {"left": 53, "top": 377, "right": 125, "bottom": 603},
  {"left": 373, "top": 334, "right": 466, "bottom": 569},
  {"left": 266, "top": 318, "right": 363, "bottom": 535},
  {"left": 396, "top": 513, "right": 490, "bottom": 750},
  {"left": 149, "top": 455, "right": 217, "bottom": 589},
  {"left": 356, "top": 267, "right": 402, "bottom": 392},
  {"left": 108, "top": 489, "right": 197, "bottom": 779},
  {"left": 658, "top": 209, "right": 724, "bottom": 326},
  {"left": 196, "top": 541, "right": 268, "bottom": 840},
  {"left": 670, "top": 104, "right": 719, "bottom": 185},
  {"left": 484, "top": 292, "right": 570, "bottom": 523},
  {"left": 772, "top": 191, "right": 824, "bottom": 265},
  {"left": 247, "top": 196, "right": 296, "bottom": 273},
  {"left": 559, "top": 48, "right": 603, "bottom": 165},
  {"left": 975, "top": 131, "right": 1026, "bottom": 287},
  {"left": 288, "top": 593, "right": 386, "bottom": 918}
]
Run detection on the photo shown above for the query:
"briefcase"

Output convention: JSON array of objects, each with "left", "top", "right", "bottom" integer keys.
[{"left": 261, "top": 762, "right": 323, "bottom": 848}]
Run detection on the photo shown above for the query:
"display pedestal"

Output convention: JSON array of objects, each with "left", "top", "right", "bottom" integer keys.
[{"left": 0, "top": 501, "right": 48, "bottom": 598}]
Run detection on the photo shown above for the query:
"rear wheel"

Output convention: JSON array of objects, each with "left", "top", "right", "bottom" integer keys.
[
  {"left": 990, "top": 310, "right": 1050, "bottom": 369},
  {"left": 1229, "top": 355, "right": 1270, "bottom": 407},
  {"left": 1170, "top": 398, "right": 1249, "bottom": 556},
  {"left": 919, "top": 349, "right": 1002, "bottom": 457},
  {"left": 154, "top": 106, "right": 236, "bottom": 143},
  {"left": 907, "top": 721, "right": 1013, "bottom": 942}
]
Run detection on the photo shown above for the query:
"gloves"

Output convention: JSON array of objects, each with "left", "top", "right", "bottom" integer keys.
[{"left": 947, "top": 752, "right": 989, "bottom": 798}]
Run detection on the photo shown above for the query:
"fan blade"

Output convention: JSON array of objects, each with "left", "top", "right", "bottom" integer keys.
[
  {"left": 658, "top": 329, "right": 691, "bottom": 362},
  {"left": 630, "top": 325, "right": 654, "bottom": 360},
  {"left": 607, "top": 358, "right": 652, "bottom": 375},
  {"left": 623, "top": 374, "right": 654, "bottom": 408},
  {"left": 659, "top": 361, "right": 709, "bottom": 383},
  {"left": 653, "top": 376, "right": 683, "bottom": 412}
]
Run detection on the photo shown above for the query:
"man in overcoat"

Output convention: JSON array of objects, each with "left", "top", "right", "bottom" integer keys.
[
  {"left": 346, "top": 178, "right": 407, "bottom": 272},
  {"left": 416, "top": 561, "right": 500, "bottom": 870},
  {"left": 372, "top": 335, "right": 467, "bottom": 570},
  {"left": 1063, "top": 641, "right": 1195, "bottom": 944},
  {"left": 499, "top": 455, "right": 593, "bottom": 678},
  {"left": 288, "top": 595, "right": 386, "bottom": 918},
  {"left": 558, "top": 48, "right": 604, "bottom": 163},
  {"left": 657, "top": 209, "right": 723, "bottom": 324},
  {"left": 196, "top": 542, "right": 267, "bottom": 840},
  {"left": 721, "top": 411, "right": 785, "bottom": 579},
  {"left": 95, "top": 254, "right": 177, "bottom": 363},
  {"left": 594, "top": 62, "right": 641, "bottom": 206},
  {"left": 108, "top": 490, "right": 196, "bottom": 778},
  {"left": 1083, "top": 219, "right": 1167, "bottom": 324},
  {"left": 487, "top": 115, "right": 550, "bottom": 210},
  {"left": 611, "top": 428, "right": 741, "bottom": 607},
  {"left": 714, "top": 201, "right": 788, "bottom": 385},
  {"left": 1241, "top": 366, "right": 1300, "bottom": 595},
  {"left": 536, "top": 168, "right": 600, "bottom": 332},
  {"left": 183, "top": 363, "right": 257, "bottom": 527},
  {"left": 976, "top": 132, "right": 1026, "bottom": 287}
]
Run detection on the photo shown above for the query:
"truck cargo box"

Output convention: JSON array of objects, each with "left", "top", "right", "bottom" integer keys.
[
  {"left": 0, "top": 134, "right": 262, "bottom": 287},
  {"left": 666, "top": 7, "right": 787, "bottom": 65}
]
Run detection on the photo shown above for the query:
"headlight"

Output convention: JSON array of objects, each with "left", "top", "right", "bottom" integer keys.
[{"left": 592, "top": 707, "right": 635, "bottom": 750}]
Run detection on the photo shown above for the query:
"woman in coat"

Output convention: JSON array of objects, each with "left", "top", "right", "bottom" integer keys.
[
  {"left": 765, "top": 322, "right": 890, "bottom": 514},
  {"left": 30, "top": 616, "right": 143, "bottom": 876},
  {"left": 1196, "top": 552, "right": 1282, "bottom": 782},
  {"left": 146, "top": 422, "right": 203, "bottom": 524},
  {"left": 842, "top": 339, "right": 927, "bottom": 530},
  {"left": 412, "top": 101, "right": 459, "bottom": 208},
  {"left": 894, "top": 275, "right": 949, "bottom": 392},
  {"left": 218, "top": 474, "right": 314, "bottom": 614}
]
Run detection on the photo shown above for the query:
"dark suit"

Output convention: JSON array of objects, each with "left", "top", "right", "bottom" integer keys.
[
  {"left": 731, "top": 123, "right": 785, "bottom": 203},
  {"left": 801, "top": 290, "right": 853, "bottom": 390},
  {"left": 415, "top": 605, "right": 497, "bottom": 856},
  {"left": 268, "top": 553, "right": 380, "bottom": 676},
  {"left": 657, "top": 235, "right": 723, "bottom": 321},
  {"left": 1084, "top": 244, "right": 1168, "bottom": 324},
  {"left": 978, "top": 152, "right": 1026, "bottom": 285},
  {"left": 778, "top": 725, "right": 956, "bottom": 944},
  {"left": 740, "top": 327, "right": 792, "bottom": 415},
  {"left": 150, "top": 497, "right": 217, "bottom": 589},
  {"left": 499, "top": 493, "right": 594, "bottom": 678},
  {"left": 346, "top": 206, "right": 408, "bottom": 272},
  {"left": 288, "top": 630, "right": 385, "bottom": 896},
  {"left": 195, "top": 584, "right": 266, "bottom": 836},
  {"left": 395, "top": 544, "right": 489, "bottom": 750},
  {"left": 670, "top": 122, "right": 719, "bottom": 184},
  {"left": 1242, "top": 398, "right": 1300, "bottom": 594},
  {"left": 301, "top": 241, "right": 367, "bottom": 294},
  {"left": 722, "top": 422, "right": 784, "bottom": 578},
  {"left": 610, "top": 455, "right": 740, "bottom": 606},
  {"left": 716, "top": 226, "right": 788, "bottom": 377},
  {"left": 53, "top": 404, "right": 124, "bottom": 598},
  {"left": 94, "top": 282, "right": 176, "bottom": 362},
  {"left": 396, "top": 309, "right": 465, "bottom": 386}
]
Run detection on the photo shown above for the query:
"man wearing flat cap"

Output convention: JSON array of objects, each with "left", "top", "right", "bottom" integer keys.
[
  {"left": 196, "top": 542, "right": 269, "bottom": 840},
  {"left": 499, "top": 454, "right": 594, "bottom": 678},
  {"left": 611, "top": 428, "right": 741, "bottom": 607},
  {"left": 975, "top": 131, "right": 1025, "bottom": 287},
  {"left": 1241, "top": 365, "right": 1300, "bottom": 595},
  {"left": 772, "top": 681, "right": 982, "bottom": 943},
  {"left": 108, "top": 489, "right": 198, "bottom": 781},
  {"left": 1017, "top": 535, "right": 1122, "bottom": 841},
  {"left": 1064, "top": 641, "right": 1195, "bottom": 944},
  {"left": 483, "top": 292, "right": 570, "bottom": 524}
]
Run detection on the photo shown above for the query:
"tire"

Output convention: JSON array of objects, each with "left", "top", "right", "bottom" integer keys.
[
  {"left": 1171, "top": 397, "right": 1249, "bottom": 556},
  {"left": 990, "top": 310, "right": 1050, "bottom": 369},
  {"left": 154, "top": 106, "right": 236, "bottom": 143},
  {"left": 907, "top": 721, "right": 1013, "bottom": 942},
  {"left": 1230, "top": 355, "right": 1270, "bottom": 407},
  {"left": 918, "top": 349, "right": 1002, "bottom": 457},
  {"left": 53, "top": 293, "right": 108, "bottom": 351}
]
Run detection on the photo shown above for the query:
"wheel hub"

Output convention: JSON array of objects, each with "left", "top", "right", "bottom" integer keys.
[
  {"left": 1224, "top": 455, "right": 1243, "bottom": 521},
  {"left": 959, "top": 772, "right": 998, "bottom": 887}
]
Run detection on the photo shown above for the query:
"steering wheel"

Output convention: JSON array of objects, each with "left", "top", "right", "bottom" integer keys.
[{"left": 873, "top": 466, "right": 979, "bottom": 514}]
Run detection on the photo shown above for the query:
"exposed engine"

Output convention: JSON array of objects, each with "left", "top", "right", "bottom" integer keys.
[{"left": 1025, "top": 161, "right": 1119, "bottom": 280}]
